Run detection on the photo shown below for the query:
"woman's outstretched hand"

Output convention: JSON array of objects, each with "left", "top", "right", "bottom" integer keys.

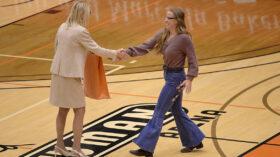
[{"left": 116, "top": 49, "right": 129, "bottom": 61}]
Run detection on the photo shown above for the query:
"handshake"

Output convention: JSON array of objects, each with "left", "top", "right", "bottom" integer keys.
[{"left": 116, "top": 49, "right": 130, "bottom": 61}]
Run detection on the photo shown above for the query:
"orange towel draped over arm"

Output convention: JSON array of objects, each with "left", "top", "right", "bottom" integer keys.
[{"left": 83, "top": 53, "right": 110, "bottom": 99}]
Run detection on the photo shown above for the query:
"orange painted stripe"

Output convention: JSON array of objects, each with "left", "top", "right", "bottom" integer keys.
[
  {"left": 244, "top": 134, "right": 280, "bottom": 157},
  {"left": 110, "top": 92, "right": 225, "bottom": 106},
  {"left": 1, "top": 81, "right": 277, "bottom": 111},
  {"left": 109, "top": 92, "right": 268, "bottom": 110},
  {"left": 0, "top": 82, "right": 42, "bottom": 87},
  {"left": 229, "top": 104, "right": 266, "bottom": 110},
  {"left": 267, "top": 135, "right": 280, "bottom": 145},
  {"left": 244, "top": 145, "right": 280, "bottom": 157},
  {"left": 18, "top": 146, "right": 33, "bottom": 150},
  {"left": 0, "top": 0, "right": 162, "bottom": 67},
  {"left": 110, "top": 92, "right": 158, "bottom": 99},
  {"left": 0, "top": 42, "right": 54, "bottom": 67},
  {"left": 182, "top": 99, "right": 224, "bottom": 106}
]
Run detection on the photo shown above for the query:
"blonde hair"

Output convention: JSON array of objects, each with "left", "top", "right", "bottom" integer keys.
[
  {"left": 66, "top": 1, "right": 91, "bottom": 27},
  {"left": 154, "top": 8, "right": 191, "bottom": 54}
]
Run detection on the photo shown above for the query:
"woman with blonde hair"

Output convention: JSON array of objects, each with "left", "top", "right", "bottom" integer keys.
[
  {"left": 50, "top": 1, "right": 124, "bottom": 156},
  {"left": 126, "top": 8, "right": 205, "bottom": 156}
]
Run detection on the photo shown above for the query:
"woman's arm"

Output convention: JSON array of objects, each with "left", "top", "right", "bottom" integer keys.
[
  {"left": 182, "top": 35, "right": 198, "bottom": 81},
  {"left": 126, "top": 30, "right": 162, "bottom": 57},
  {"left": 179, "top": 35, "right": 199, "bottom": 94},
  {"left": 79, "top": 28, "right": 117, "bottom": 60}
]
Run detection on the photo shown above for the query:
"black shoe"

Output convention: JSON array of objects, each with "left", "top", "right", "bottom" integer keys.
[
  {"left": 129, "top": 149, "right": 153, "bottom": 157},
  {"left": 181, "top": 142, "right": 203, "bottom": 153}
]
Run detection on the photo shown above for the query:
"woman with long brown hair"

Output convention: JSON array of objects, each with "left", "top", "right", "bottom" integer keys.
[{"left": 126, "top": 8, "right": 205, "bottom": 156}]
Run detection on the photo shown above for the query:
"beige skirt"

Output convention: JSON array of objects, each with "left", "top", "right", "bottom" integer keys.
[{"left": 50, "top": 74, "right": 85, "bottom": 108}]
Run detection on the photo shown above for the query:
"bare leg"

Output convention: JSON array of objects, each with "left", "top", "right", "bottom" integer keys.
[
  {"left": 72, "top": 107, "right": 85, "bottom": 151},
  {"left": 56, "top": 107, "right": 70, "bottom": 149}
]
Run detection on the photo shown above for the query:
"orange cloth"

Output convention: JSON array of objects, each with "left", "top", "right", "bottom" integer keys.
[{"left": 83, "top": 53, "right": 110, "bottom": 99}]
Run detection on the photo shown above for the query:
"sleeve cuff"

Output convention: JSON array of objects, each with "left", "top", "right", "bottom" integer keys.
[
  {"left": 186, "top": 76, "right": 194, "bottom": 81},
  {"left": 111, "top": 50, "right": 117, "bottom": 61},
  {"left": 125, "top": 49, "right": 133, "bottom": 57}
]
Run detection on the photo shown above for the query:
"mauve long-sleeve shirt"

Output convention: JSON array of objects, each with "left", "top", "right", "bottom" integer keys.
[{"left": 126, "top": 31, "right": 199, "bottom": 80}]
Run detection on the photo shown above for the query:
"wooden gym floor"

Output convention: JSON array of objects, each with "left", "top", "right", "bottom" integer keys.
[{"left": 0, "top": 0, "right": 279, "bottom": 156}]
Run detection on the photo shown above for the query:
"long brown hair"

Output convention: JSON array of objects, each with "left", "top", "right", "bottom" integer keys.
[{"left": 154, "top": 8, "right": 191, "bottom": 54}]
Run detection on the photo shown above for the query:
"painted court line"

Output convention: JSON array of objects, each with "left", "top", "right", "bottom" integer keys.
[
  {"left": 0, "top": 63, "right": 124, "bottom": 122},
  {"left": 0, "top": 42, "right": 54, "bottom": 67},
  {"left": 104, "top": 64, "right": 125, "bottom": 75},
  {"left": 0, "top": 82, "right": 42, "bottom": 87},
  {"left": 0, "top": 53, "right": 125, "bottom": 75},
  {"left": 0, "top": 81, "right": 277, "bottom": 112},
  {"left": 0, "top": 54, "right": 53, "bottom": 61},
  {"left": 109, "top": 92, "right": 273, "bottom": 111},
  {"left": 0, "top": 98, "right": 49, "bottom": 123},
  {"left": 0, "top": 90, "right": 275, "bottom": 123},
  {"left": 18, "top": 146, "right": 33, "bottom": 150}
]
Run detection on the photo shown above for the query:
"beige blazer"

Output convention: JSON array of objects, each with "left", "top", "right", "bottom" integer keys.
[{"left": 50, "top": 23, "right": 117, "bottom": 78}]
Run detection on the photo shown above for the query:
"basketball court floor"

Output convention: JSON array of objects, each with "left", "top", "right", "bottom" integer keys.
[{"left": 0, "top": 0, "right": 280, "bottom": 156}]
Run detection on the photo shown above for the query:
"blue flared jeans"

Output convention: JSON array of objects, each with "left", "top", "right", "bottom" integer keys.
[{"left": 133, "top": 70, "right": 205, "bottom": 153}]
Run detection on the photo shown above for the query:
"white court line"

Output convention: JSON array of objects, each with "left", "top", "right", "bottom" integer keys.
[
  {"left": 104, "top": 64, "right": 125, "bottom": 75},
  {"left": 234, "top": 0, "right": 256, "bottom": 3},
  {"left": 0, "top": 98, "right": 49, "bottom": 123},
  {"left": 0, "top": 54, "right": 53, "bottom": 61},
  {"left": 0, "top": 54, "right": 125, "bottom": 123},
  {"left": 0, "top": 53, "right": 125, "bottom": 75},
  {"left": 130, "top": 60, "right": 137, "bottom": 64}
]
